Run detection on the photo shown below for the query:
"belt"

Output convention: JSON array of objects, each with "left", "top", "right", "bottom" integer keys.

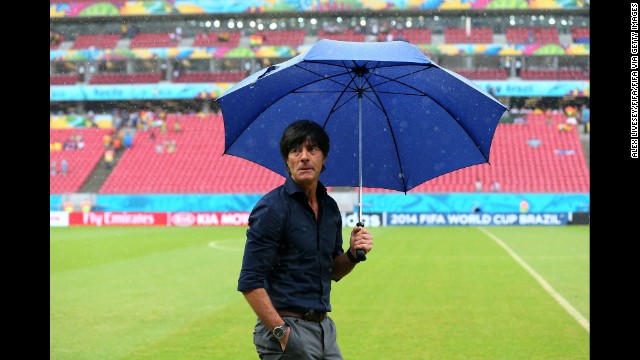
[{"left": 278, "top": 310, "right": 327, "bottom": 322}]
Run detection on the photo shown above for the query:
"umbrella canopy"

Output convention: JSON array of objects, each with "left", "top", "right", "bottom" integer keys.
[{"left": 218, "top": 39, "right": 507, "bottom": 193}]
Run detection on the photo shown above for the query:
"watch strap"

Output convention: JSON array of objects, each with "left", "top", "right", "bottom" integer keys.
[{"left": 346, "top": 248, "right": 360, "bottom": 263}]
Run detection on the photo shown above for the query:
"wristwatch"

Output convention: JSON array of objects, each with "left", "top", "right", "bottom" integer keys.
[{"left": 272, "top": 324, "right": 289, "bottom": 340}]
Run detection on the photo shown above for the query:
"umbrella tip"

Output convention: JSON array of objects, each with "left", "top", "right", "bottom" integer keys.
[{"left": 257, "top": 65, "right": 279, "bottom": 80}]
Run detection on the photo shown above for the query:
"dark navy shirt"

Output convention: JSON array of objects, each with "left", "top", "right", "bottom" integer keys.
[{"left": 237, "top": 176, "right": 345, "bottom": 313}]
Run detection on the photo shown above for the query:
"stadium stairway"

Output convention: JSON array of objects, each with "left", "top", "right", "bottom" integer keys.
[
  {"left": 579, "top": 124, "right": 590, "bottom": 170},
  {"left": 78, "top": 148, "right": 125, "bottom": 193}
]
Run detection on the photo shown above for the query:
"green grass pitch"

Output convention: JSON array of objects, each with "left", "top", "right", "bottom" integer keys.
[{"left": 50, "top": 225, "right": 589, "bottom": 359}]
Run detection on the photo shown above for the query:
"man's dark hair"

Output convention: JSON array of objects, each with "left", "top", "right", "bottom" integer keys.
[{"left": 279, "top": 120, "right": 330, "bottom": 173}]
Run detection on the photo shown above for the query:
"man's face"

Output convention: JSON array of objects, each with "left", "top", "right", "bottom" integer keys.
[{"left": 286, "top": 139, "right": 326, "bottom": 186}]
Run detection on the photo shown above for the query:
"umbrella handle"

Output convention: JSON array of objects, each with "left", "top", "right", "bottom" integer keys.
[{"left": 355, "top": 222, "right": 367, "bottom": 262}]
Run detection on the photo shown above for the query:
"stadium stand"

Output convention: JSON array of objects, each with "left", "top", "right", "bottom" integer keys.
[
  {"left": 390, "top": 28, "right": 431, "bottom": 44},
  {"left": 365, "top": 114, "right": 588, "bottom": 193},
  {"left": 98, "top": 114, "right": 284, "bottom": 194},
  {"left": 444, "top": 27, "right": 493, "bottom": 43},
  {"left": 251, "top": 30, "right": 306, "bottom": 47},
  {"left": 452, "top": 69, "right": 508, "bottom": 80},
  {"left": 317, "top": 29, "right": 366, "bottom": 42},
  {"left": 50, "top": 30, "right": 63, "bottom": 49},
  {"left": 520, "top": 68, "right": 589, "bottom": 81},
  {"left": 571, "top": 27, "right": 590, "bottom": 43},
  {"left": 72, "top": 112, "right": 589, "bottom": 195},
  {"left": 50, "top": 128, "right": 111, "bottom": 194},
  {"left": 506, "top": 27, "right": 560, "bottom": 44},
  {"left": 129, "top": 32, "right": 175, "bottom": 48},
  {"left": 88, "top": 73, "right": 162, "bottom": 84},
  {"left": 172, "top": 71, "right": 246, "bottom": 83},
  {"left": 50, "top": 74, "right": 79, "bottom": 85},
  {"left": 71, "top": 34, "right": 121, "bottom": 49},
  {"left": 193, "top": 31, "right": 242, "bottom": 47}
]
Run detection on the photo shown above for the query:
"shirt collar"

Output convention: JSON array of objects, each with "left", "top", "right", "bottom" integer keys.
[{"left": 284, "top": 176, "right": 328, "bottom": 199}]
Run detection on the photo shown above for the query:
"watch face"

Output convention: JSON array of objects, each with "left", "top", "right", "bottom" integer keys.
[{"left": 273, "top": 325, "right": 286, "bottom": 339}]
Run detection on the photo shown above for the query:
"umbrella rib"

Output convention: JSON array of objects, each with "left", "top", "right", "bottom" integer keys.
[{"left": 315, "top": 61, "right": 361, "bottom": 128}]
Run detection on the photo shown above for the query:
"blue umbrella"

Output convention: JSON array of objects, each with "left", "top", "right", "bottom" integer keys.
[{"left": 218, "top": 40, "right": 507, "bottom": 260}]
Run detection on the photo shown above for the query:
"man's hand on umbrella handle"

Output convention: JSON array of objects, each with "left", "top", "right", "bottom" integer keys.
[{"left": 352, "top": 222, "right": 372, "bottom": 262}]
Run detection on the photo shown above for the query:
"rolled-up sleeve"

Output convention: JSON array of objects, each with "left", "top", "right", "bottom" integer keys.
[{"left": 237, "top": 200, "right": 284, "bottom": 292}]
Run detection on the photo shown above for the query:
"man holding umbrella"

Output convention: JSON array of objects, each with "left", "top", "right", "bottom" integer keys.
[{"left": 237, "top": 120, "right": 374, "bottom": 359}]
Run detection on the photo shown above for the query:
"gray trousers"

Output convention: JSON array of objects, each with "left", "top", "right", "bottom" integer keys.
[{"left": 253, "top": 316, "right": 343, "bottom": 360}]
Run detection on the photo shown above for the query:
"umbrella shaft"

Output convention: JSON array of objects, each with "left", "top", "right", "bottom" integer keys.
[{"left": 358, "top": 93, "right": 363, "bottom": 224}]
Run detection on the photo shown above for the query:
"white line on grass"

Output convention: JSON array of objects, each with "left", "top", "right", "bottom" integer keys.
[
  {"left": 478, "top": 227, "right": 590, "bottom": 333},
  {"left": 208, "top": 240, "right": 244, "bottom": 251}
]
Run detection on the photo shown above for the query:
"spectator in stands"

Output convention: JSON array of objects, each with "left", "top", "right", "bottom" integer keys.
[
  {"left": 475, "top": 177, "right": 482, "bottom": 192},
  {"left": 172, "top": 66, "right": 182, "bottom": 79},
  {"left": 50, "top": 29, "right": 63, "bottom": 47},
  {"left": 173, "top": 119, "right": 181, "bottom": 134},
  {"left": 104, "top": 148, "right": 115, "bottom": 169},
  {"left": 581, "top": 105, "right": 590, "bottom": 133},
  {"left": 504, "top": 58, "right": 512, "bottom": 76},
  {"left": 544, "top": 109, "right": 553, "bottom": 125},
  {"left": 166, "top": 139, "right": 176, "bottom": 153},
  {"left": 60, "top": 159, "right": 68, "bottom": 176},
  {"left": 87, "top": 111, "right": 96, "bottom": 127},
  {"left": 123, "top": 132, "right": 133, "bottom": 149},
  {"left": 63, "top": 137, "right": 77, "bottom": 150},
  {"left": 490, "top": 180, "right": 500, "bottom": 192},
  {"left": 513, "top": 114, "right": 526, "bottom": 124},
  {"left": 63, "top": 200, "right": 74, "bottom": 213},
  {"left": 103, "top": 132, "right": 112, "bottom": 149},
  {"left": 515, "top": 58, "right": 522, "bottom": 77},
  {"left": 218, "top": 32, "right": 230, "bottom": 42},
  {"left": 51, "top": 160, "right": 57, "bottom": 176},
  {"left": 565, "top": 114, "right": 578, "bottom": 130},
  {"left": 128, "top": 24, "right": 138, "bottom": 39},
  {"left": 81, "top": 199, "right": 92, "bottom": 213},
  {"left": 249, "top": 34, "right": 265, "bottom": 47},
  {"left": 120, "top": 22, "right": 128, "bottom": 38},
  {"left": 75, "top": 134, "right": 85, "bottom": 150},
  {"left": 112, "top": 135, "right": 122, "bottom": 152},
  {"left": 237, "top": 120, "right": 374, "bottom": 360},
  {"left": 160, "top": 120, "right": 167, "bottom": 135}
]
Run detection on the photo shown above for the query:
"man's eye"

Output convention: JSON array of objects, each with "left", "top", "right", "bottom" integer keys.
[{"left": 290, "top": 145, "right": 319, "bottom": 155}]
